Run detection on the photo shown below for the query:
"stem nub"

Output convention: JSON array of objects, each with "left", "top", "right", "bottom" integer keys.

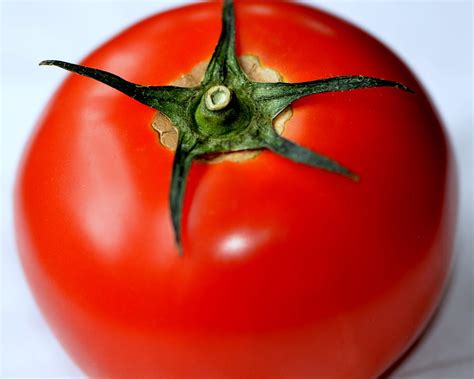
[
  {"left": 194, "top": 86, "right": 251, "bottom": 138},
  {"left": 205, "top": 85, "right": 232, "bottom": 111}
]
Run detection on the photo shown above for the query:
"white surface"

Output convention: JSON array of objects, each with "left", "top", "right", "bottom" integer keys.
[{"left": 1, "top": 1, "right": 472, "bottom": 378}]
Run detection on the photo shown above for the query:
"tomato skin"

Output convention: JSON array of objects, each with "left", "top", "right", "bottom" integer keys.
[{"left": 15, "top": 1, "right": 457, "bottom": 378}]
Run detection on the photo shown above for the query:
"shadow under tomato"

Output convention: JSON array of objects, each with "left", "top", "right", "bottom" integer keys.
[{"left": 380, "top": 259, "right": 456, "bottom": 378}]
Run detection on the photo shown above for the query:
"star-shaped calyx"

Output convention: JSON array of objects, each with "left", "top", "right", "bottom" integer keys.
[{"left": 40, "top": 0, "right": 413, "bottom": 254}]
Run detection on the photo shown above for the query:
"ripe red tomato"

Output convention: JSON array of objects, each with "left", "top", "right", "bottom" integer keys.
[{"left": 15, "top": 1, "right": 456, "bottom": 378}]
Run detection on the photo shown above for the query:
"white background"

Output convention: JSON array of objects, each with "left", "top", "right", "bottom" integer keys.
[{"left": 1, "top": 1, "right": 472, "bottom": 378}]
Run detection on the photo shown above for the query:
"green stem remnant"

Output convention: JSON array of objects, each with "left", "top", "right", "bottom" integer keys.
[
  {"left": 205, "top": 85, "right": 232, "bottom": 111},
  {"left": 40, "top": 0, "right": 413, "bottom": 254}
]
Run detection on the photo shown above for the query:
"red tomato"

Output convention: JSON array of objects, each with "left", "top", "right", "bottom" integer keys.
[{"left": 15, "top": 1, "right": 457, "bottom": 378}]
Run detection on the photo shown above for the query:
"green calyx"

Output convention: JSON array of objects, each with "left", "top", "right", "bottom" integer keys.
[{"left": 40, "top": 0, "right": 413, "bottom": 255}]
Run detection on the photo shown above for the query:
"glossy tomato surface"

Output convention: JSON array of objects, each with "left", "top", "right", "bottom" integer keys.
[{"left": 15, "top": 1, "right": 457, "bottom": 378}]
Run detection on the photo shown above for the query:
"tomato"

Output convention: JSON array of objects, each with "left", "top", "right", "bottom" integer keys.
[{"left": 15, "top": 1, "right": 457, "bottom": 378}]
